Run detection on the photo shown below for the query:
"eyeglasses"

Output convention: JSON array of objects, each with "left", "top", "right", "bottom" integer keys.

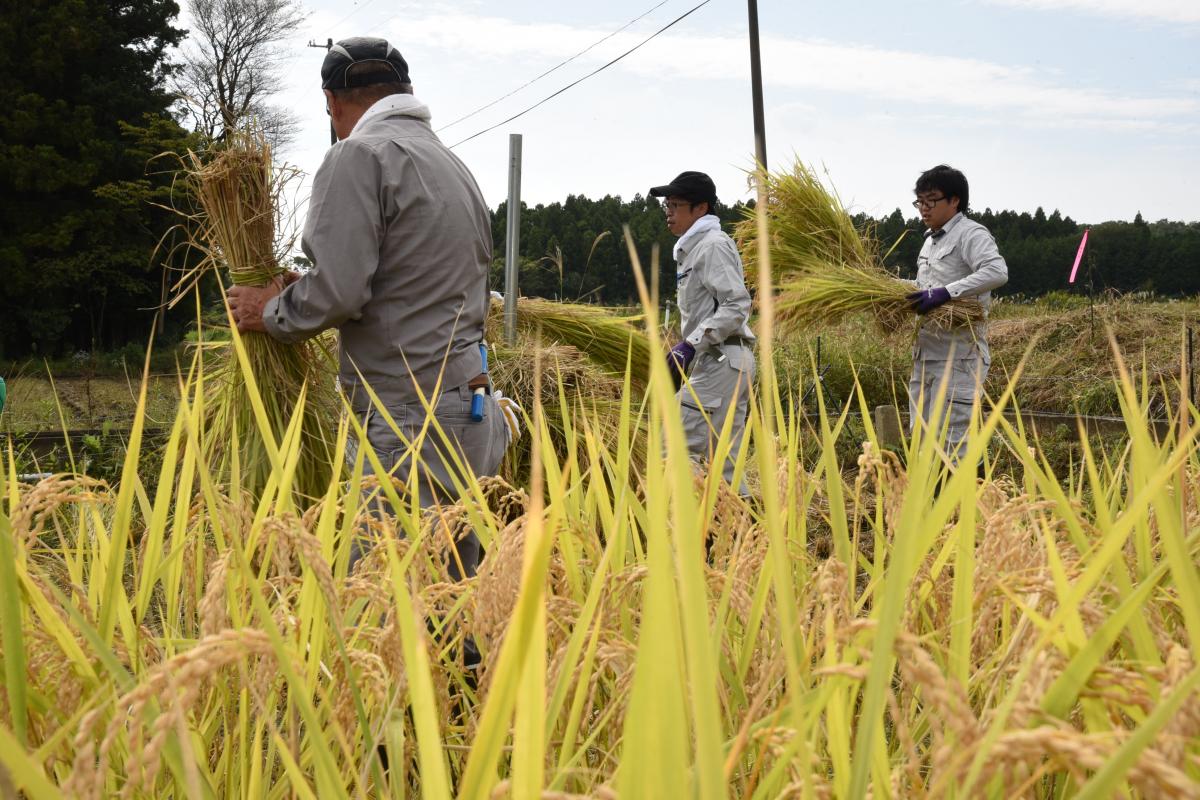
[
  {"left": 662, "top": 200, "right": 693, "bottom": 213},
  {"left": 912, "top": 195, "right": 947, "bottom": 210}
]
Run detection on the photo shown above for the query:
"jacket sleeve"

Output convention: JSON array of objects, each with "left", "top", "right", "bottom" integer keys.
[
  {"left": 263, "top": 142, "right": 383, "bottom": 343},
  {"left": 684, "top": 237, "right": 752, "bottom": 349},
  {"left": 945, "top": 226, "right": 1008, "bottom": 299}
]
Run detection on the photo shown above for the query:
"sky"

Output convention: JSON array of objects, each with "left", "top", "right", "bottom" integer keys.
[{"left": 213, "top": 0, "right": 1198, "bottom": 225}]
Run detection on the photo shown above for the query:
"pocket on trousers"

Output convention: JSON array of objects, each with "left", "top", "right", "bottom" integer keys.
[{"left": 679, "top": 394, "right": 724, "bottom": 415}]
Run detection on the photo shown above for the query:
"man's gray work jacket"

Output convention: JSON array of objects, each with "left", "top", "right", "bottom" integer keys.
[
  {"left": 263, "top": 99, "right": 492, "bottom": 413},
  {"left": 676, "top": 219, "right": 755, "bottom": 366},
  {"left": 913, "top": 212, "right": 1008, "bottom": 363}
]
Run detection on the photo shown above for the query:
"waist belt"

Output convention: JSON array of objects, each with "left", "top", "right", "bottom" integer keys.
[
  {"left": 467, "top": 372, "right": 491, "bottom": 391},
  {"left": 722, "top": 336, "right": 754, "bottom": 348}
]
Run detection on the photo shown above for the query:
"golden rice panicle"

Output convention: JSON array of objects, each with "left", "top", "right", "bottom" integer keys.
[
  {"left": 187, "top": 128, "right": 291, "bottom": 288},
  {"left": 735, "top": 160, "right": 878, "bottom": 284}
]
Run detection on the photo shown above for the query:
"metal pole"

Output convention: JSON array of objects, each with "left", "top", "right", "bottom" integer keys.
[
  {"left": 1189, "top": 325, "right": 1195, "bottom": 409},
  {"left": 308, "top": 38, "right": 337, "bottom": 145},
  {"left": 503, "top": 133, "right": 523, "bottom": 345},
  {"left": 1088, "top": 252, "right": 1095, "bottom": 339},
  {"left": 746, "top": 0, "right": 768, "bottom": 172},
  {"left": 1181, "top": 321, "right": 1191, "bottom": 541}
]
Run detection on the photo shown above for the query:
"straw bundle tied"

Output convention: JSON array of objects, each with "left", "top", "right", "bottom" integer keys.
[
  {"left": 485, "top": 297, "right": 653, "bottom": 387},
  {"left": 735, "top": 161, "right": 983, "bottom": 333},
  {"left": 176, "top": 129, "right": 339, "bottom": 501}
]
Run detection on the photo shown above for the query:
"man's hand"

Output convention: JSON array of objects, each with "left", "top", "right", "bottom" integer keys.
[
  {"left": 906, "top": 286, "right": 951, "bottom": 315},
  {"left": 667, "top": 340, "right": 696, "bottom": 378},
  {"left": 227, "top": 271, "right": 299, "bottom": 333}
]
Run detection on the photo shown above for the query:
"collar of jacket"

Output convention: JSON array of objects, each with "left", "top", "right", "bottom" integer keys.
[
  {"left": 349, "top": 94, "right": 432, "bottom": 138},
  {"left": 673, "top": 214, "right": 722, "bottom": 262},
  {"left": 926, "top": 211, "right": 964, "bottom": 241}
]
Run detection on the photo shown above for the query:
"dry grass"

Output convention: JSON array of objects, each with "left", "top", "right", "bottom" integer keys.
[{"left": 775, "top": 295, "right": 1200, "bottom": 417}]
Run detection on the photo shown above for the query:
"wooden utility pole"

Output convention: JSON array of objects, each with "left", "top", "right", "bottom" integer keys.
[{"left": 746, "top": 0, "right": 767, "bottom": 173}]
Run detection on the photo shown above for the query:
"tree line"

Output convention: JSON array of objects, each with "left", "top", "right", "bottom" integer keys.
[
  {"left": 1, "top": 0, "right": 304, "bottom": 361},
  {"left": 493, "top": 197, "right": 1200, "bottom": 305}
]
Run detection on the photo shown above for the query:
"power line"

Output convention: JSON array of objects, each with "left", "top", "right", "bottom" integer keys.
[
  {"left": 448, "top": 0, "right": 713, "bottom": 150},
  {"left": 327, "top": 0, "right": 384, "bottom": 34},
  {"left": 437, "top": 0, "right": 673, "bottom": 134}
]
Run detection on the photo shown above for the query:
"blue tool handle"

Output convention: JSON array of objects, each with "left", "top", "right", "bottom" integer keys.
[
  {"left": 471, "top": 343, "right": 489, "bottom": 422},
  {"left": 471, "top": 387, "right": 486, "bottom": 422}
]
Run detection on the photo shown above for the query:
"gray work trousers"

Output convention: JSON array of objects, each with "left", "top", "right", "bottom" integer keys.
[
  {"left": 678, "top": 345, "right": 755, "bottom": 494},
  {"left": 907, "top": 356, "right": 988, "bottom": 465},
  {"left": 349, "top": 385, "right": 508, "bottom": 577}
]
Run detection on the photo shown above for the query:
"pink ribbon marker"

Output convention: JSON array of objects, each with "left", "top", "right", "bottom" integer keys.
[{"left": 1068, "top": 228, "right": 1090, "bottom": 284}]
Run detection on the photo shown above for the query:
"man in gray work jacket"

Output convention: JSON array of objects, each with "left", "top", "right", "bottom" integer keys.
[
  {"left": 904, "top": 164, "right": 1008, "bottom": 465},
  {"left": 649, "top": 171, "right": 756, "bottom": 493},
  {"left": 228, "top": 37, "right": 507, "bottom": 575}
]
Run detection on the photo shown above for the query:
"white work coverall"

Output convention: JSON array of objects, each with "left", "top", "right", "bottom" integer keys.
[
  {"left": 674, "top": 216, "right": 757, "bottom": 492},
  {"left": 908, "top": 212, "right": 1008, "bottom": 463}
]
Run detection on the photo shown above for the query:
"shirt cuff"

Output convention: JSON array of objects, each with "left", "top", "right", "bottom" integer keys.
[
  {"left": 945, "top": 281, "right": 967, "bottom": 298},
  {"left": 262, "top": 294, "right": 285, "bottom": 340}
]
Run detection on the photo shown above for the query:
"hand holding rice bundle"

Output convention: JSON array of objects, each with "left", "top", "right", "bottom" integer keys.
[
  {"left": 735, "top": 161, "right": 983, "bottom": 333},
  {"left": 172, "top": 129, "right": 339, "bottom": 502}
]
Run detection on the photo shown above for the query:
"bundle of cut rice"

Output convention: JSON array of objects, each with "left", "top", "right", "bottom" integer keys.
[
  {"left": 176, "top": 129, "right": 339, "bottom": 502},
  {"left": 489, "top": 339, "right": 640, "bottom": 483},
  {"left": 485, "top": 297, "right": 652, "bottom": 388},
  {"left": 735, "top": 161, "right": 983, "bottom": 333}
]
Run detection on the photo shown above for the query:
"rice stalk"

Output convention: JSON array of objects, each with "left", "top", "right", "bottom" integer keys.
[
  {"left": 174, "top": 128, "right": 339, "bottom": 502},
  {"left": 1, "top": 300, "right": 1198, "bottom": 796},
  {"left": 776, "top": 271, "right": 985, "bottom": 332},
  {"left": 486, "top": 297, "right": 652, "bottom": 388}
]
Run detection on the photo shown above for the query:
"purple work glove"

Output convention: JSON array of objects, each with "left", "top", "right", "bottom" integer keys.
[
  {"left": 906, "top": 286, "right": 951, "bottom": 314},
  {"left": 667, "top": 340, "right": 696, "bottom": 377}
]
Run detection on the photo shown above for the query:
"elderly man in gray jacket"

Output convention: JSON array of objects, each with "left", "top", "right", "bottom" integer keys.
[
  {"left": 650, "top": 171, "right": 756, "bottom": 493},
  {"left": 229, "top": 37, "right": 507, "bottom": 575},
  {"left": 904, "top": 165, "right": 1008, "bottom": 465}
]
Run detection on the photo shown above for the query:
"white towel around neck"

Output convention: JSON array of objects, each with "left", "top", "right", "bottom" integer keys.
[
  {"left": 673, "top": 214, "right": 722, "bottom": 262},
  {"left": 349, "top": 94, "right": 431, "bottom": 138}
]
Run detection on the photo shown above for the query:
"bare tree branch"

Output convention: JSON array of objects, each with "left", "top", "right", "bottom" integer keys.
[{"left": 173, "top": 0, "right": 306, "bottom": 150}]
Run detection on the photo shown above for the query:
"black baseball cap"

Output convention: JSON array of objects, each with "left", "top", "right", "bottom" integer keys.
[
  {"left": 321, "top": 37, "right": 410, "bottom": 90},
  {"left": 649, "top": 171, "right": 718, "bottom": 206}
]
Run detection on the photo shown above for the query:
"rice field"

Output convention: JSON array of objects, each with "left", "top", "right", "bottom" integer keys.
[{"left": 2, "top": 246, "right": 1199, "bottom": 798}]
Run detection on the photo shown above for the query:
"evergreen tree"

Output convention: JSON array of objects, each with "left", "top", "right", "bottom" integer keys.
[
  {"left": 490, "top": 196, "right": 1200, "bottom": 305},
  {"left": 0, "top": 0, "right": 193, "bottom": 358}
]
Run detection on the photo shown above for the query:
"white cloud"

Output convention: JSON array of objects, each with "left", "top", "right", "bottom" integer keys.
[
  {"left": 984, "top": 0, "right": 1200, "bottom": 25},
  {"left": 265, "top": 5, "right": 1200, "bottom": 224},
  {"left": 385, "top": 13, "right": 1198, "bottom": 133}
]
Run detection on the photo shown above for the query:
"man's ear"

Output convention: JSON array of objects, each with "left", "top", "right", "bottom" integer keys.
[
  {"left": 948, "top": 195, "right": 961, "bottom": 213},
  {"left": 324, "top": 89, "right": 338, "bottom": 116}
]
